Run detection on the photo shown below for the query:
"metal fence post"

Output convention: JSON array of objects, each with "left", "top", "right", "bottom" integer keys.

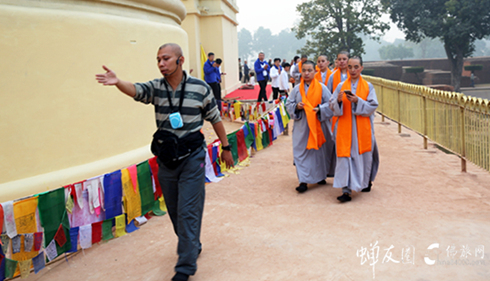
[
  {"left": 461, "top": 105, "right": 467, "bottom": 172},
  {"left": 380, "top": 85, "right": 385, "bottom": 122},
  {"left": 423, "top": 96, "right": 428, "bottom": 149},
  {"left": 397, "top": 89, "right": 402, "bottom": 133}
]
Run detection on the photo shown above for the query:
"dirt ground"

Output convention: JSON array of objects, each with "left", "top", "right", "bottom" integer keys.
[{"left": 19, "top": 113, "right": 490, "bottom": 281}]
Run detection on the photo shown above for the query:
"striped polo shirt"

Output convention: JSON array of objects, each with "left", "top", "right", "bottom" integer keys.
[{"left": 133, "top": 72, "right": 221, "bottom": 138}]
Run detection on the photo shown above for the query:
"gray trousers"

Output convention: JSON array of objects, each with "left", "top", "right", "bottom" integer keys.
[{"left": 157, "top": 146, "right": 206, "bottom": 276}]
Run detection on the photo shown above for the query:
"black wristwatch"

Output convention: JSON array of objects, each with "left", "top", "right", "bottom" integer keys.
[{"left": 222, "top": 145, "right": 231, "bottom": 151}]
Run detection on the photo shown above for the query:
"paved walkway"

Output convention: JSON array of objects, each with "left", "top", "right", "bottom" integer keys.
[{"left": 21, "top": 114, "right": 490, "bottom": 281}]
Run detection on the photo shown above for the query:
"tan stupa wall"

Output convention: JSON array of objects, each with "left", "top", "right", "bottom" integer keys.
[{"left": 0, "top": 0, "right": 189, "bottom": 201}]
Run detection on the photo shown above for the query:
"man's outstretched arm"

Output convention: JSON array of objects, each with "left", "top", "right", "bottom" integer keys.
[{"left": 95, "top": 65, "right": 136, "bottom": 98}]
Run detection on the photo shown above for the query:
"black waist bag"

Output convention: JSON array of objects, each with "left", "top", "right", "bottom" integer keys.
[{"left": 151, "top": 130, "right": 205, "bottom": 170}]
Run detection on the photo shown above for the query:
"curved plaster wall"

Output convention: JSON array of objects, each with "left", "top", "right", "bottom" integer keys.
[{"left": 0, "top": 0, "right": 188, "bottom": 201}]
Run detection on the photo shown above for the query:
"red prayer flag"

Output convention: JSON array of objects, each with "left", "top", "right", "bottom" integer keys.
[
  {"left": 54, "top": 224, "right": 67, "bottom": 247},
  {"left": 148, "top": 157, "right": 163, "bottom": 200},
  {"left": 34, "top": 232, "right": 43, "bottom": 251},
  {"left": 236, "top": 129, "right": 249, "bottom": 162},
  {"left": 92, "top": 221, "right": 103, "bottom": 244}
]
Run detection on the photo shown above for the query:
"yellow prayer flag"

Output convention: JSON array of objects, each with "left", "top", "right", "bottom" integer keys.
[
  {"left": 255, "top": 126, "right": 264, "bottom": 151},
  {"left": 121, "top": 168, "right": 142, "bottom": 224},
  {"left": 279, "top": 103, "right": 289, "bottom": 128},
  {"left": 19, "top": 259, "right": 32, "bottom": 279},
  {"left": 158, "top": 196, "right": 167, "bottom": 213},
  {"left": 200, "top": 44, "right": 207, "bottom": 80},
  {"left": 66, "top": 196, "right": 74, "bottom": 214},
  {"left": 233, "top": 102, "right": 242, "bottom": 120},
  {"left": 115, "top": 214, "right": 126, "bottom": 238},
  {"left": 13, "top": 197, "right": 38, "bottom": 234}
]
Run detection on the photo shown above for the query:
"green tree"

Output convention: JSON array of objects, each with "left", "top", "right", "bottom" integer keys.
[
  {"left": 293, "top": 0, "right": 390, "bottom": 59},
  {"left": 378, "top": 44, "right": 414, "bottom": 60},
  {"left": 238, "top": 28, "right": 254, "bottom": 61},
  {"left": 253, "top": 27, "right": 273, "bottom": 56},
  {"left": 385, "top": 0, "right": 490, "bottom": 92}
]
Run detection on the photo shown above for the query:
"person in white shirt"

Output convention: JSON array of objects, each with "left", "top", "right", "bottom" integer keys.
[
  {"left": 290, "top": 56, "right": 300, "bottom": 87},
  {"left": 279, "top": 62, "right": 291, "bottom": 97},
  {"left": 269, "top": 58, "right": 283, "bottom": 100},
  {"left": 249, "top": 72, "right": 256, "bottom": 86},
  {"left": 240, "top": 72, "right": 256, "bottom": 89}
]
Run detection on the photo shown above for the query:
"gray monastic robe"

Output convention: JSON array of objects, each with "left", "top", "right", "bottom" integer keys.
[
  {"left": 286, "top": 82, "right": 336, "bottom": 184},
  {"left": 329, "top": 78, "right": 379, "bottom": 192}
]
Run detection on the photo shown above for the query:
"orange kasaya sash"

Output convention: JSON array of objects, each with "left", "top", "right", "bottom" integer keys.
[
  {"left": 314, "top": 68, "right": 333, "bottom": 85},
  {"left": 332, "top": 76, "right": 372, "bottom": 158},
  {"left": 298, "top": 61, "right": 303, "bottom": 73},
  {"left": 299, "top": 79, "right": 326, "bottom": 150}
]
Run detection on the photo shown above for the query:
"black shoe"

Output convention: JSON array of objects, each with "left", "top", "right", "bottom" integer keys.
[
  {"left": 317, "top": 180, "right": 327, "bottom": 185},
  {"left": 361, "top": 182, "right": 372, "bottom": 192},
  {"left": 172, "top": 272, "right": 189, "bottom": 281},
  {"left": 295, "top": 183, "right": 308, "bottom": 193},
  {"left": 337, "top": 193, "right": 351, "bottom": 203}
]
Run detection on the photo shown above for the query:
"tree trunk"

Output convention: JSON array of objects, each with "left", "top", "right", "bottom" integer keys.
[{"left": 444, "top": 43, "right": 464, "bottom": 92}]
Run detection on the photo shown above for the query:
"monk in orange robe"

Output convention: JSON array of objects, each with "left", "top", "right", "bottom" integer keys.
[
  {"left": 286, "top": 60, "right": 335, "bottom": 193},
  {"left": 329, "top": 56, "right": 379, "bottom": 203}
]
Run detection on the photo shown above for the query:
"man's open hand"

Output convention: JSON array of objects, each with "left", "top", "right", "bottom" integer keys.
[
  {"left": 96, "top": 65, "right": 119, "bottom": 86},
  {"left": 221, "top": 150, "right": 234, "bottom": 169}
]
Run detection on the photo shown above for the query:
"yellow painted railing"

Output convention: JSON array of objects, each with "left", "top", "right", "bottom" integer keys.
[{"left": 365, "top": 76, "right": 490, "bottom": 173}]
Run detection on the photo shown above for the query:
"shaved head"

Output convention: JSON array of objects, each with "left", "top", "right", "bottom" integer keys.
[{"left": 159, "top": 43, "right": 183, "bottom": 57}]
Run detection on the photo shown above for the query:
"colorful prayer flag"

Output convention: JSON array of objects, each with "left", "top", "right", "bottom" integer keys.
[
  {"left": 32, "top": 252, "right": 45, "bottom": 274},
  {"left": 33, "top": 232, "right": 42, "bottom": 251},
  {"left": 18, "top": 259, "right": 31, "bottom": 279},
  {"left": 92, "top": 222, "right": 103, "bottom": 244},
  {"left": 54, "top": 224, "right": 67, "bottom": 247},
  {"left": 103, "top": 170, "right": 123, "bottom": 219},
  {"left": 115, "top": 215, "right": 126, "bottom": 238},
  {"left": 121, "top": 168, "right": 142, "bottom": 224},
  {"left": 102, "top": 219, "right": 114, "bottom": 241},
  {"left": 38, "top": 188, "right": 71, "bottom": 255},
  {"left": 4, "top": 258, "right": 17, "bottom": 278},
  {"left": 1, "top": 201, "right": 17, "bottom": 238},
  {"left": 11, "top": 235, "right": 21, "bottom": 254},
  {"left": 23, "top": 234, "right": 33, "bottom": 253},
  {"left": 137, "top": 161, "right": 154, "bottom": 216},
  {"left": 68, "top": 227, "right": 79, "bottom": 253},
  {"left": 79, "top": 225, "right": 92, "bottom": 249}
]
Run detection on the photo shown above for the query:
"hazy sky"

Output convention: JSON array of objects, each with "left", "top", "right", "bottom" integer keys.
[{"left": 235, "top": 0, "right": 405, "bottom": 43}]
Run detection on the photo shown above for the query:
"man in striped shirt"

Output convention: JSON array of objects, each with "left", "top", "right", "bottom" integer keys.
[{"left": 96, "top": 43, "right": 234, "bottom": 281}]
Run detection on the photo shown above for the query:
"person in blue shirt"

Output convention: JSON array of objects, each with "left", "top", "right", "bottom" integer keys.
[
  {"left": 254, "top": 52, "right": 270, "bottom": 102},
  {"left": 203, "top": 52, "right": 222, "bottom": 110}
]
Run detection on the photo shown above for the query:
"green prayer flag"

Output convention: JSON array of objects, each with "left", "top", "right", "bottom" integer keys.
[
  {"left": 227, "top": 132, "right": 239, "bottom": 165},
  {"left": 152, "top": 200, "right": 166, "bottom": 216},
  {"left": 1, "top": 234, "right": 9, "bottom": 254},
  {"left": 137, "top": 161, "right": 154, "bottom": 216},
  {"left": 38, "top": 188, "right": 71, "bottom": 256},
  {"left": 5, "top": 258, "right": 18, "bottom": 279},
  {"left": 102, "top": 219, "right": 114, "bottom": 241},
  {"left": 262, "top": 130, "right": 270, "bottom": 148}
]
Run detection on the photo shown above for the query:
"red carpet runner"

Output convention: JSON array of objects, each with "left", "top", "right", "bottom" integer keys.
[{"left": 224, "top": 85, "right": 272, "bottom": 101}]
